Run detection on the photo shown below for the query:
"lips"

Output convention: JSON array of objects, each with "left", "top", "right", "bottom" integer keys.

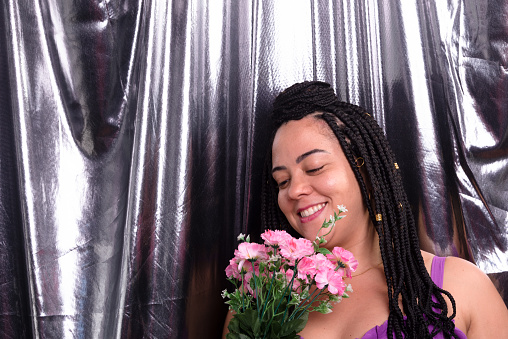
[{"left": 298, "top": 203, "right": 326, "bottom": 218}]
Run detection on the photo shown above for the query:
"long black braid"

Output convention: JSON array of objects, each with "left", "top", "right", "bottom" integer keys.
[{"left": 260, "top": 81, "right": 458, "bottom": 338}]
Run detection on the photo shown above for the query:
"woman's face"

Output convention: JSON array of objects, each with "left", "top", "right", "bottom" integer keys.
[{"left": 271, "top": 115, "right": 369, "bottom": 248}]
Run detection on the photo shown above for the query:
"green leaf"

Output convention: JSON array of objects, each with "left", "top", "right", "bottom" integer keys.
[
  {"left": 314, "top": 301, "right": 333, "bottom": 314},
  {"left": 293, "top": 310, "right": 309, "bottom": 332},
  {"left": 227, "top": 317, "right": 241, "bottom": 334},
  {"left": 237, "top": 308, "right": 258, "bottom": 328},
  {"left": 228, "top": 309, "right": 259, "bottom": 337},
  {"left": 226, "top": 334, "right": 251, "bottom": 339},
  {"left": 252, "top": 317, "right": 262, "bottom": 337},
  {"left": 269, "top": 321, "right": 282, "bottom": 337},
  {"left": 329, "top": 294, "right": 340, "bottom": 302},
  {"left": 316, "top": 247, "right": 332, "bottom": 255},
  {"left": 279, "top": 311, "right": 308, "bottom": 337},
  {"left": 226, "top": 332, "right": 252, "bottom": 339}
]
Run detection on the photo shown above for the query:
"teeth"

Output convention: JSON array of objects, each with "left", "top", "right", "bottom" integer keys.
[{"left": 300, "top": 203, "right": 326, "bottom": 217}]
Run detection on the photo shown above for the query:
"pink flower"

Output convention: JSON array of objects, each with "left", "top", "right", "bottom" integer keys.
[
  {"left": 225, "top": 258, "right": 241, "bottom": 279},
  {"left": 242, "top": 271, "right": 256, "bottom": 296},
  {"left": 242, "top": 260, "right": 261, "bottom": 275},
  {"left": 284, "top": 268, "right": 301, "bottom": 292},
  {"left": 234, "top": 242, "right": 269, "bottom": 271},
  {"left": 279, "top": 237, "right": 314, "bottom": 262},
  {"left": 315, "top": 267, "right": 347, "bottom": 295},
  {"left": 238, "top": 263, "right": 263, "bottom": 297},
  {"left": 296, "top": 256, "right": 317, "bottom": 282},
  {"left": 297, "top": 253, "right": 334, "bottom": 282},
  {"left": 261, "top": 229, "right": 292, "bottom": 247},
  {"left": 312, "top": 253, "right": 335, "bottom": 271},
  {"left": 327, "top": 247, "right": 358, "bottom": 278}
]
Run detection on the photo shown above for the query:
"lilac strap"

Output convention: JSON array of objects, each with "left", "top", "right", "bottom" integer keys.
[{"left": 430, "top": 256, "right": 446, "bottom": 289}]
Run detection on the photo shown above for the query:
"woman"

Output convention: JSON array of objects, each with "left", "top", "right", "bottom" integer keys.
[{"left": 224, "top": 81, "right": 508, "bottom": 338}]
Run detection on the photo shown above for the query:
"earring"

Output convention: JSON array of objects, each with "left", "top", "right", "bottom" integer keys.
[{"left": 355, "top": 157, "right": 364, "bottom": 168}]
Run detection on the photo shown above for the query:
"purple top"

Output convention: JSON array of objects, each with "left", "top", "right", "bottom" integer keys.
[{"left": 359, "top": 256, "right": 467, "bottom": 338}]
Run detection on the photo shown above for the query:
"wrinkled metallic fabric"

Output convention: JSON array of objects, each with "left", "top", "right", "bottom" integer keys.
[{"left": 1, "top": 0, "right": 507, "bottom": 338}]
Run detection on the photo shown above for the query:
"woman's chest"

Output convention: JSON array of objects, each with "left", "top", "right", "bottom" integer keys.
[{"left": 298, "top": 285, "right": 390, "bottom": 338}]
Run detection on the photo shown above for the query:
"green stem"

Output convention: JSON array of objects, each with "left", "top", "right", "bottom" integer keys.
[
  {"left": 315, "top": 214, "right": 338, "bottom": 240},
  {"left": 288, "top": 286, "right": 320, "bottom": 321},
  {"left": 262, "top": 264, "right": 296, "bottom": 339},
  {"left": 240, "top": 271, "right": 246, "bottom": 312},
  {"left": 295, "top": 289, "right": 325, "bottom": 320},
  {"left": 281, "top": 264, "right": 299, "bottom": 324},
  {"left": 260, "top": 267, "right": 277, "bottom": 320},
  {"left": 260, "top": 245, "right": 281, "bottom": 320},
  {"left": 250, "top": 261, "right": 261, "bottom": 318}
]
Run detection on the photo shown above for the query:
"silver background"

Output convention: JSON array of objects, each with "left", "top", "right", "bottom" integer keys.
[{"left": 1, "top": 0, "right": 507, "bottom": 338}]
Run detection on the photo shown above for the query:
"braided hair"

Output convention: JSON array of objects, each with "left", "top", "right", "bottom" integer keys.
[{"left": 261, "top": 81, "right": 458, "bottom": 339}]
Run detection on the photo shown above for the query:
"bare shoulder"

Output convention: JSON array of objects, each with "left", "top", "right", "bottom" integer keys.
[
  {"left": 442, "top": 256, "right": 501, "bottom": 296},
  {"left": 442, "top": 256, "right": 508, "bottom": 338},
  {"left": 443, "top": 255, "right": 489, "bottom": 282}
]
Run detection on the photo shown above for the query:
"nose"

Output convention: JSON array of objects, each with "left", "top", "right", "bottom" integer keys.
[{"left": 286, "top": 172, "right": 312, "bottom": 199}]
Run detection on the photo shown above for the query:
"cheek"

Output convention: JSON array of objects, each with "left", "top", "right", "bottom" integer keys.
[
  {"left": 277, "top": 193, "right": 296, "bottom": 227},
  {"left": 322, "top": 175, "right": 342, "bottom": 194},
  {"left": 322, "top": 172, "right": 361, "bottom": 202},
  {"left": 277, "top": 192, "right": 288, "bottom": 214}
]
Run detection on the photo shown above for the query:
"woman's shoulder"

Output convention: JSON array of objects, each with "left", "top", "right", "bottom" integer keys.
[
  {"left": 439, "top": 253, "right": 508, "bottom": 338},
  {"left": 442, "top": 254, "right": 489, "bottom": 283},
  {"left": 441, "top": 254, "right": 500, "bottom": 298},
  {"left": 419, "top": 250, "right": 494, "bottom": 285}
]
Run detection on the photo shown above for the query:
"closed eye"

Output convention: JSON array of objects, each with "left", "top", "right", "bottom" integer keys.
[
  {"left": 307, "top": 165, "right": 324, "bottom": 174},
  {"left": 277, "top": 179, "right": 289, "bottom": 189}
]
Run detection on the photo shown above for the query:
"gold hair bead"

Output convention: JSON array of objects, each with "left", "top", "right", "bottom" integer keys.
[
  {"left": 394, "top": 163, "right": 399, "bottom": 169},
  {"left": 355, "top": 157, "right": 364, "bottom": 168},
  {"left": 376, "top": 214, "right": 383, "bottom": 221}
]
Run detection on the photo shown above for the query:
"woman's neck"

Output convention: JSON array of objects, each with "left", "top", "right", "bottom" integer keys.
[{"left": 343, "top": 221, "right": 382, "bottom": 269}]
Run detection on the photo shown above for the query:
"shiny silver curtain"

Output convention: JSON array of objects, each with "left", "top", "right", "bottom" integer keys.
[{"left": 1, "top": 0, "right": 507, "bottom": 338}]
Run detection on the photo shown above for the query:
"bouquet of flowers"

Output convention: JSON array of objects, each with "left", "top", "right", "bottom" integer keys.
[{"left": 223, "top": 205, "right": 357, "bottom": 339}]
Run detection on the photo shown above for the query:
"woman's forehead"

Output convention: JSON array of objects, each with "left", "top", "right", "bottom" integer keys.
[
  {"left": 272, "top": 117, "right": 342, "bottom": 162},
  {"left": 273, "top": 117, "right": 336, "bottom": 148}
]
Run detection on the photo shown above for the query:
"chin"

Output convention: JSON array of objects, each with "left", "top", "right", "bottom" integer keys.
[{"left": 300, "top": 228, "right": 321, "bottom": 241}]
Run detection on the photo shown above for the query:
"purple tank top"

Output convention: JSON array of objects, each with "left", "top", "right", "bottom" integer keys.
[{"left": 359, "top": 256, "right": 467, "bottom": 338}]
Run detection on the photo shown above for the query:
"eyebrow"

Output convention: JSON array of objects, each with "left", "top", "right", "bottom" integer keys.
[{"left": 271, "top": 149, "right": 330, "bottom": 174}]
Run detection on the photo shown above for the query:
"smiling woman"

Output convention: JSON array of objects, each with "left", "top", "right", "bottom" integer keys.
[
  {"left": 222, "top": 81, "right": 508, "bottom": 339},
  {"left": 271, "top": 116, "right": 368, "bottom": 248}
]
